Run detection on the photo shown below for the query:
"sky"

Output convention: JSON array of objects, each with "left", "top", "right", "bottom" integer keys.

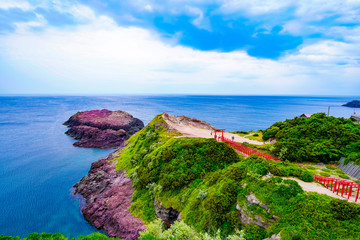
[{"left": 0, "top": 0, "right": 359, "bottom": 95}]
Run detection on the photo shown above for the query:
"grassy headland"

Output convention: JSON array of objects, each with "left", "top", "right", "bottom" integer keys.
[{"left": 113, "top": 113, "right": 360, "bottom": 239}]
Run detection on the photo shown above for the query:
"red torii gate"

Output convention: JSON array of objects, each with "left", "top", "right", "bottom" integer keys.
[
  {"left": 213, "top": 128, "right": 226, "bottom": 141},
  {"left": 314, "top": 174, "right": 360, "bottom": 203}
]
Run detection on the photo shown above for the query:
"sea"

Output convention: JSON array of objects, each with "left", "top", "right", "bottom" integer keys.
[{"left": 0, "top": 95, "right": 357, "bottom": 238}]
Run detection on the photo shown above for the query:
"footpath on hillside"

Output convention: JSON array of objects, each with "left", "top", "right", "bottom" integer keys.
[{"left": 163, "top": 113, "right": 358, "bottom": 203}]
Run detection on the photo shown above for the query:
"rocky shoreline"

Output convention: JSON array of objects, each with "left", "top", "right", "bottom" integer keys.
[
  {"left": 73, "top": 150, "right": 146, "bottom": 239},
  {"left": 64, "top": 109, "right": 144, "bottom": 148}
]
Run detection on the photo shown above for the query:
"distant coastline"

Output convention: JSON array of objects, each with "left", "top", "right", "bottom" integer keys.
[{"left": 342, "top": 100, "right": 360, "bottom": 108}]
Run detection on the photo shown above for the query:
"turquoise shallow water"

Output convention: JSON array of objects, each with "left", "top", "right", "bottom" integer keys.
[{"left": 0, "top": 95, "right": 356, "bottom": 237}]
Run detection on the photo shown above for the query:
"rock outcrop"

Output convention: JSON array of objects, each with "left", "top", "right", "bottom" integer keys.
[
  {"left": 154, "top": 199, "right": 181, "bottom": 227},
  {"left": 343, "top": 100, "right": 360, "bottom": 108},
  {"left": 64, "top": 109, "right": 144, "bottom": 148},
  {"left": 73, "top": 152, "right": 145, "bottom": 239},
  {"left": 236, "top": 192, "right": 278, "bottom": 229},
  {"left": 162, "top": 112, "right": 214, "bottom": 130}
]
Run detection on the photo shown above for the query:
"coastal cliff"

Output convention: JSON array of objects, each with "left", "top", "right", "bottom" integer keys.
[
  {"left": 73, "top": 151, "right": 145, "bottom": 239},
  {"left": 64, "top": 109, "right": 144, "bottom": 148}
]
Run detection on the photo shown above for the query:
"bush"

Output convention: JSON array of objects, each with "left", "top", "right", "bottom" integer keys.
[
  {"left": 263, "top": 113, "right": 360, "bottom": 163},
  {"left": 197, "top": 189, "right": 208, "bottom": 200},
  {"left": 337, "top": 174, "right": 350, "bottom": 179},
  {"left": 244, "top": 224, "right": 266, "bottom": 240},
  {"left": 273, "top": 179, "right": 303, "bottom": 199},
  {"left": 330, "top": 199, "right": 360, "bottom": 220},
  {"left": 325, "top": 165, "right": 336, "bottom": 170},
  {"left": 319, "top": 172, "right": 330, "bottom": 177},
  {"left": 262, "top": 126, "right": 279, "bottom": 141},
  {"left": 299, "top": 171, "right": 314, "bottom": 182}
]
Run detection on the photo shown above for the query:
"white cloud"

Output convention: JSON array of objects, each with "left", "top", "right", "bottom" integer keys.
[
  {"left": 219, "top": 0, "right": 293, "bottom": 15},
  {"left": 0, "top": 3, "right": 359, "bottom": 95},
  {"left": 0, "top": 0, "right": 32, "bottom": 10},
  {"left": 218, "top": 0, "right": 360, "bottom": 24}
]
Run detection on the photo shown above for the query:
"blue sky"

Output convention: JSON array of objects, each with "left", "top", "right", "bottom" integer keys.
[{"left": 0, "top": 0, "right": 359, "bottom": 95}]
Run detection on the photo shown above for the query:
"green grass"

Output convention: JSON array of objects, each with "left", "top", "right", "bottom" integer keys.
[
  {"left": 230, "top": 130, "right": 248, "bottom": 137},
  {"left": 245, "top": 132, "right": 264, "bottom": 142}
]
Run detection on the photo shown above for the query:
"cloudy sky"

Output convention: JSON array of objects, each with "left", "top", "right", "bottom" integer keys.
[{"left": 0, "top": 0, "right": 359, "bottom": 95}]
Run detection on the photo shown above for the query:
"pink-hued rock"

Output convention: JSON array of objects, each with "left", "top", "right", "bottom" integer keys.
[
  {"left": 73, "top": 153, "right": 146, "bottom": 239},
  {"left": 64, "top": 109, "right": 144, "bottom": 148}
]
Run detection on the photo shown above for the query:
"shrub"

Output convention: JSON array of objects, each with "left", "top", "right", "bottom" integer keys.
[
  {"left": 337, "top": 174, "right": 350, "bottom": 179},
  {"left": 299, "top": 171, "right": 314, "bottom": 182},
  {"left": 273, "top": 179, "right": 304, "bottom": 199},
  {"left": 319, "top": 172, "right": 330, "bottom": 177},
  {"left": 330, "top": 199, "right": 360, "bottom": 220},
  {"left": 244, "top": 224, "right": 266, "bottom": 240},
  {"left": 325, "top": 165, "right": 336, "bottom": 170},
  {"left": 197, "top": 189, "right": 208, "bottom": 200},
  {"left": 262, "top": 126, "right": 279, "bottom": 141}
]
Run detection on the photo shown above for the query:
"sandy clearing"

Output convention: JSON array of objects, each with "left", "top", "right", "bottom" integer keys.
[{"left": 163, "top": 114, "right": 268, "bottom": 145}]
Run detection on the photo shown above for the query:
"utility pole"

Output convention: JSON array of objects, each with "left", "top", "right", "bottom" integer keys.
[{"left": 328, "top": 106, "right": 330, "bottom": 116}]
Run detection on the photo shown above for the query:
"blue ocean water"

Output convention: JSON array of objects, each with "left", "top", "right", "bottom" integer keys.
[{"left": 0, "top": 95, "right": 357, "bottom": 238}]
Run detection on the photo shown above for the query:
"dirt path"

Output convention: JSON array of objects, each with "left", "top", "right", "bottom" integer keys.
[
  {"left": 163, "top": 113, "right": 268, "bottom": 145},
  {"left": 285, "top": 177, "right": 358, "bottom": 203}
]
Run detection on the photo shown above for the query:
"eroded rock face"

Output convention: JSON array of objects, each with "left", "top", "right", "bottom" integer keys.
[
  {"left": 154, "top": 199, "right": 181, "bottom": 227},
  {"left": 237, "top": 192, "right": 278, "bottom": 229},
  {"left": 162, "top": 112, "right": 214, "bottom": 130},
  {"left": 73, "top": 152, "right": 145, "bottom": 239},
  {"left": 264, "top": 233, "right": 281, "bottom": 240},
  {"left": 64, "top": 109, "right": 144, "bottom": 148}
]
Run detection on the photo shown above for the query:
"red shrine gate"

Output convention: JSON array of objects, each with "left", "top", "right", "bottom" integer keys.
[
  {"left": 213, "top": 128, "right": 226, "bottom": 141},
  {"left": 212, "top": 128, "right": 278, "bottom": 161}
]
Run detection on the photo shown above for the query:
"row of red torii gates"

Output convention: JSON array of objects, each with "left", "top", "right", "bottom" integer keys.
[
  {"left": 213, "top": 128, "right": 278, "bottom": 161},
  {"left": 314, "top": 174, "right": 360, "bottom": 203},
  {"left": 213, "top": 129, "right": 358, "bottom": 203}
]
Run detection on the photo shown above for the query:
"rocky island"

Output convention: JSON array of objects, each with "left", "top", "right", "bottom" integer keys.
[
  {"left": 64, "top": 109, "right": 144, "bottom": 148},
  {"left": 342, "top": 100, "right": 360, "bottom": 108}
]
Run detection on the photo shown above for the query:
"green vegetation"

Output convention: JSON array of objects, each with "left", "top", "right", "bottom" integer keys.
[
  {"left": 262, "top": 113, "right": 360, "bottom": 163},
  {"left": 243, "top": 175, "right": 360, "bottom": 239},
  {"left": 302, "top": 164, "right": 352, "bottom": 180},
  {"left": 245, "top": 131, "right": 264, "bottom": 142},
  {"left": 0, "top": 233, "right": 120, "bottom": 240},
  {"left": 231, "top": 130, "right": 266, "bottom": 142},
  {"left": 230, "top": 131, "right": 248, "bottom": 137},
  {"left": 114, "top": 114, "right": 360, "bottom": 239},
  {"left": 140, "top": 220, "right": 245, "bottom": 240}
]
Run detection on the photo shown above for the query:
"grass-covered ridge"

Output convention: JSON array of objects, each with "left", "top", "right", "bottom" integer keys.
[
  {"left": 262, "top": 113, "right": 360, "bottom": 163},
  {"left": 115, "top": 114, "right": 243, "bottom": 226},
  {"left": 112, "top": 114, "right": 360, "bottom": 239}
]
